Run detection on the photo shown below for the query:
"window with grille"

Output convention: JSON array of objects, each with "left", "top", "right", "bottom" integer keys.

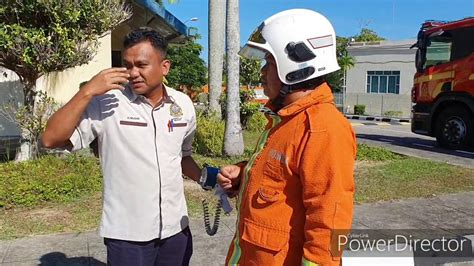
[{"left": 366, "top": 71, "right": 400, "bottom": 94}]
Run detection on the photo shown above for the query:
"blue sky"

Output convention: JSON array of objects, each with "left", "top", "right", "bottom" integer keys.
[{"left": 166, "top": 0, "right": 474, "bottom": 63}]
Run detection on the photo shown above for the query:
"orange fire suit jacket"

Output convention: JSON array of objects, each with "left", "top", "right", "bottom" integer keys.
[{"left": 226, "top": 83, "right": 357, "bottom": 266}]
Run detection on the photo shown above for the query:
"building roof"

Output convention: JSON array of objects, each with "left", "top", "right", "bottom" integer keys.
[
  {"left": 347, "top": 39, "right": 417, "bottom": 56},
  {"left": 131, "top": 0, "right": 189, "bottom": 43},
  {"left": 348, "top": 39, "right": 417, "bottom": 50}
]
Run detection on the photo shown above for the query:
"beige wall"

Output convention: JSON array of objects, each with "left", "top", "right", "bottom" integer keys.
[
  {"left": 36, "top": 34, "right": 112, "bottom": 104},
  {"left": 345, "top": 93, "right": 412, "bottom": 117}
]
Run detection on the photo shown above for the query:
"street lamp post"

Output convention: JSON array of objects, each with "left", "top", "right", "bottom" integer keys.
[
  {"left": 184, "top": 17, "right": 199, "bottom": 24},
  {"left": 183, "top": 17, "right": 199, "bottom": 38}
]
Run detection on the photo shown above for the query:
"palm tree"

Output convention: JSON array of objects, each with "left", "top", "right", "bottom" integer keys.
[
  {"left": 223, "top": 0, "right": 244, "bottom": 156},
  {"left": 339, "top": 50, "right": 355, "bottom": 112},
  {"left": 208, "top": 0, "right": 226, "bottom": 117}
]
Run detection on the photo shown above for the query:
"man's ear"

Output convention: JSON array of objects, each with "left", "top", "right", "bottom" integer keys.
[{"left": 162, "top": 59, "right": 171, "bottom": 75}]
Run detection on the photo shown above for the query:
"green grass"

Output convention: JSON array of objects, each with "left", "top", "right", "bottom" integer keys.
[
  {"left": 183, "top": 181, "right": 236, "bottom": 218},
  {"left": 243, "top": 130, "right": 261, "bottom": 152},
  {"left": 355, "top": 158, "right": 474, "bottom": 203},
  {"left": 0, "top": 152, "right": 102, "bottom": 209},
  {"left": 192, "top": 130, "right": 261, "bottom": 167},
  {"left": 1, "top": 133, "right": 473, "bottom": 240},
  {"left": 357, "top": 143, "right": 404, "bottom": 161},
  {"left": 0, "top": 193, "right": 102, "bottom": 240}
]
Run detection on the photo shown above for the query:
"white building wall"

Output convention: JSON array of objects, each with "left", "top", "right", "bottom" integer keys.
[
  {"left": 345, "top": 40, "right": 417, "bottom": 117},
  {"left": 346, "top": 52, "right": 415, "bottom": 94}
]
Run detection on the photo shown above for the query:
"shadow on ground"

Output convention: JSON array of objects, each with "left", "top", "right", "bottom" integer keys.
[{"left": 38, "top": 252, "right": 105, "bottom": 266}]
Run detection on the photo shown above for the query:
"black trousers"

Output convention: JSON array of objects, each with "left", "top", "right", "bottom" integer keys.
[{"left": 104, "top": 227, "right": 193, "bottom": 266}]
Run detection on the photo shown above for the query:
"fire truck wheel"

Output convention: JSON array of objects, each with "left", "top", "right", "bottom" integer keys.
[{"left": 435, "top": 106, "right": 473, "bottom": 150}]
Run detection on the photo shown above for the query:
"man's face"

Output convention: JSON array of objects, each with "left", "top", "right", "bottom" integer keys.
[
  {"left": 261, "top": 54, "right": 282, "bottom": 100},
  {"left": 123, "top": 41, "right": 170, "bottom": 95}
]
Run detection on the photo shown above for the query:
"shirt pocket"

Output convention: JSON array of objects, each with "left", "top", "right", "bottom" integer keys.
[
  {"left": 257, "top": 162, "right": 285, "bottom": 203},
  {"left": 241, "top": 218, "right": 289, "bottom": 252},
  {"left": 116, "top": 119, "right": 151, "bottom": 141},
  {"left": 160, "top": 118, "right": 189, "bottom": 156}
]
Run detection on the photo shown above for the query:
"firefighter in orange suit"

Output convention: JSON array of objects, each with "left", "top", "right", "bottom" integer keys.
[{"left": 217, "top": 9, "right": 357, "bottom": 266}]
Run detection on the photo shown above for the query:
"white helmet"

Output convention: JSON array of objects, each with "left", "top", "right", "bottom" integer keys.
[{"left": 239, "top": 9, "right": 340, "bottom": 86}]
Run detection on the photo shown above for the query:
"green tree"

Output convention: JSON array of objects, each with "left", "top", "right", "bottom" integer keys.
[
  {"left": 327, "top": 37, "right": 355, "bottom": 92},
  {"left": 0, "top": 0, "right": 131, "bottom": 160},
  {"left": 240, "top": 57, "right": 261, "bottom": 88},
  {"left": 166, "top": 40, "right": 207, "bottom": 95},
  {"left": 327, "top": 27, "right": 384, "bottom": 91},
  {"left": 353, "top": 28, "right": 385, "bottom": 42}
]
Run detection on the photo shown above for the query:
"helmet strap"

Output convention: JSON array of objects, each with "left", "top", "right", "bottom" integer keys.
[{"left": 271, "top": 77, "right": 326, "bottom": 112}]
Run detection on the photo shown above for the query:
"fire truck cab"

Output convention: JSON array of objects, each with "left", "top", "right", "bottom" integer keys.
[{"left": 411, "top": 18, "right": 474, "bottom": 150}]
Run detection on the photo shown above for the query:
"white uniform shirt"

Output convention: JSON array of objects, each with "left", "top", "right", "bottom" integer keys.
[{"left": 69, "top": 85, "right": 196, "bottom": 241}]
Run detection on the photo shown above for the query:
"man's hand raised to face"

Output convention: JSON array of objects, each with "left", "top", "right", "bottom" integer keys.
[
  {"left": 42, "top": 67, "right": 129, "bottom": 149},
  {"left": 82, "top": 68, "right": 130, "bottom": 97}
]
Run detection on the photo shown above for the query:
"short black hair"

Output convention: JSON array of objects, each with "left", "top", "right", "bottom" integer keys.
[{"left": 123, "top": 27, "right": 168, "bottom": 57}]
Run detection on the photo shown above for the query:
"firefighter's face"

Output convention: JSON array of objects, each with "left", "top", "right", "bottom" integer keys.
[{"left": 261, "top": 54, "right": 282, "bottom": 100}]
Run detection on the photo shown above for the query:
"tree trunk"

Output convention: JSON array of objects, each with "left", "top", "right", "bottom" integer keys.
[
  {"left": 208, "top": 0, "right": 226, "bottom": 117},
  {"left": 223, "top": 0, "right": 244, "bottom": 156},
  {"left": 15, "top": 82, "right": 36, "bottom": 161}
]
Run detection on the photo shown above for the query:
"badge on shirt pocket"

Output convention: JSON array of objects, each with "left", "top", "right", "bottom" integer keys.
[{"left": 170, "top": 102, "right": 183, "bottom": 118}]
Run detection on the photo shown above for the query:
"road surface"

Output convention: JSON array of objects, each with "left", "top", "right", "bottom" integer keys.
[{"left": 351, "top": 120, "right": 474, "bottom": 169}]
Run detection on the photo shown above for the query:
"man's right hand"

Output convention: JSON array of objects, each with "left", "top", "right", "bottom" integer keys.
[
  {"left": 217, "top": 165, "right": 242, "bottom": 196},
  {"left": 82, "top": 68, "right": 130, "bottom": 97},
  {"left": 42, "top": 67, "right": 129, "bottom": 149}
]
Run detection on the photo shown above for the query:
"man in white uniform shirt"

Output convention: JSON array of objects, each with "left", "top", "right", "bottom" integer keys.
[{"left": 42, "top": 28, "right": 202, "bottom": 266}]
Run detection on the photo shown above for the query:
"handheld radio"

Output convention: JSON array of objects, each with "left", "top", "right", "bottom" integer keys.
[{"left": 199, "top": 166, "right": 232, "bottom": 236}]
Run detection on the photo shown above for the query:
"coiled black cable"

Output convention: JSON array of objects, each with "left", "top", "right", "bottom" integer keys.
[{"left": 202, "top": 198, "right": 222, "bottom": 236}]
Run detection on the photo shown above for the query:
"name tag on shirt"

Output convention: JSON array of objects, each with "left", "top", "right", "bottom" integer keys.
[
  {"left": 120, "top": 120, "right": 148, "bottom": 127},
  {"left": 168, "top": 120, "right": 187, "bottom": 132},
  {"left": 173, "top": 123, "right": 187, "bottom": 127}
]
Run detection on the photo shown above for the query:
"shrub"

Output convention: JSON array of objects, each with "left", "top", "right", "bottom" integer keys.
[
  {"left": 354, "top": 104, "right": 366, "bottom": 115},
  {"left": 357, "top": 144, "right": 403, "bottom": 161},
  {"left": 246, "top": 112, "right": 267, "bottom": 132},
  {"left": 197, "top": 92, "right": 208, "bottom": 105},
  {"left": 0, "top": 153, "right": 102, "bottom": 209},
  {"left": 384, "top": 110, "right": 403, "bottom": 118},
  {"left": 220, "top": 88, "right": 262, "bottom": 127},
  {"left": 0, "top": 91, "right": 59, "bottom": 159},
  {"left": 241, "top": 102, "right": 262, "bottom": 128},
  {"left": 193, "top": 112, "right": 225, "bottom": 156}
]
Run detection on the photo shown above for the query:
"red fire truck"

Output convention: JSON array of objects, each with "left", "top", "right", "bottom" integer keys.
[{"left": 411, "top": 18, "right": 474, "bottom": 150}]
